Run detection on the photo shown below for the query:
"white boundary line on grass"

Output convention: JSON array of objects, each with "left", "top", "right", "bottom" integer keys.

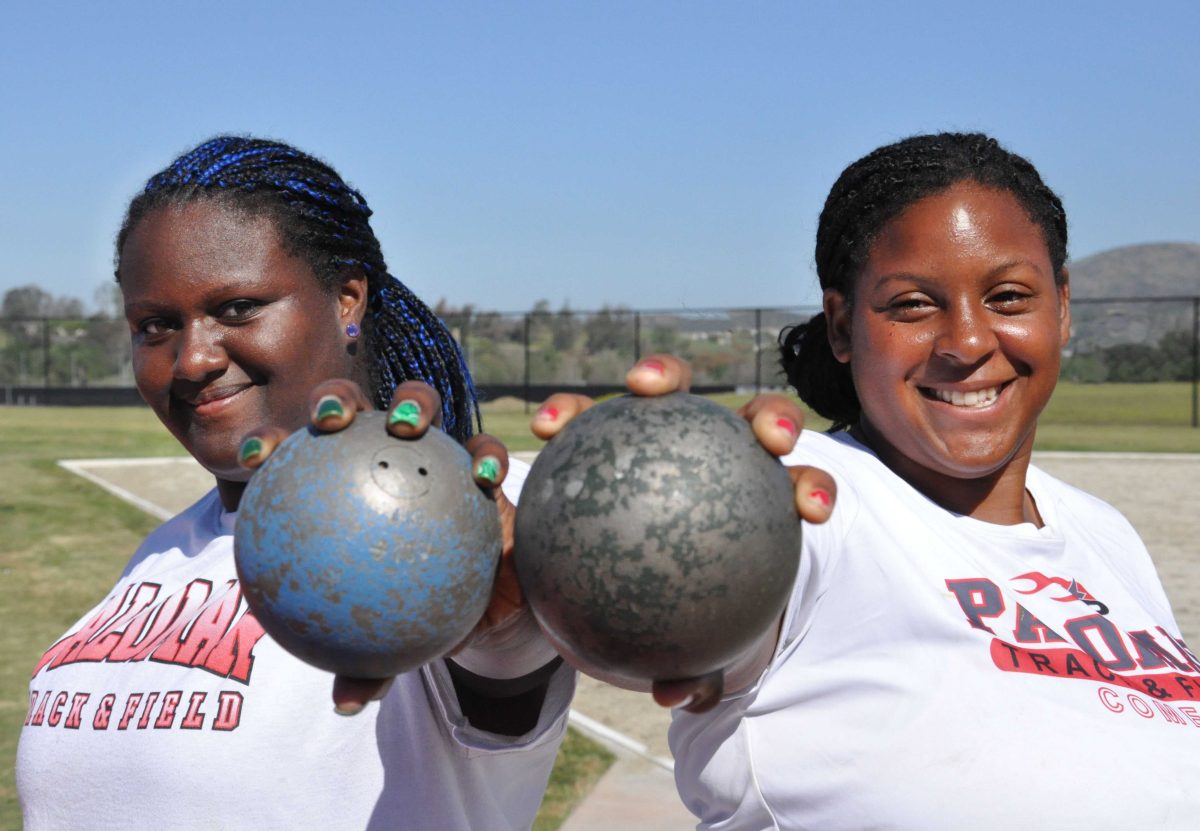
[
  {"left": 57, "top": 458, "right": 189, "bottom": 521},
  {"left": 1032, "top": 451, "right": 1200, "bottom": 461},
  {"left": 568, "top": 710, "right": 675, "bottom": 772}
]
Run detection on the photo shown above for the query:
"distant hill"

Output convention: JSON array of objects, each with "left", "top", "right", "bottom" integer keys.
[{"left": 1068, "top": 242, "right": 1200, "bottom": 299}]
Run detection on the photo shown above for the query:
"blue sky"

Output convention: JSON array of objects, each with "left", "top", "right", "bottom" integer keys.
[{"left": 2, "top": 1, "right": 1196, "bottom": 313}]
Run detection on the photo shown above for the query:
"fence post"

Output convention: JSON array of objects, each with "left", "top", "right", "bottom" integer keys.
[
  {"left": 523, "top": 313, "right": 532, "bottom": 414},
  {"left": 1192, "top": 297, "right": 1198, "bottom": 429},
  {"left": 754, "top": 308, "right": 763, "bottom": 394},
  {"left": 460, "top": 312, "right": 471, "bottom": 371},
  {"left": 634, "top": 312, "right": 641, "bottom": 363},
  {"left": 42, "top": 318, "right": 50, "bottom": 388}
]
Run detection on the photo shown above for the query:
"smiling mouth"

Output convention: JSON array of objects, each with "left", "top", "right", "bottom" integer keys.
[
  {"left": 181, "top": 384, "right": 253, "bottom": 415},
  {"left": 919, "top": 384, "right": 1004, "bottom": 408}
]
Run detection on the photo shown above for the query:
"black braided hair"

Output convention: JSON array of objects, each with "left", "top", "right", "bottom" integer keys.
[
  {"left": 115, "top": 136, "right": 480, "bottom": 442},
  {"left": 780, "top": 131, "right": 1068, "bottom": 431}
]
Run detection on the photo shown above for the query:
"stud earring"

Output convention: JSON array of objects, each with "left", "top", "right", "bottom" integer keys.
[{"left": 346, "top": 322, "right": 360, "bottom": 339}]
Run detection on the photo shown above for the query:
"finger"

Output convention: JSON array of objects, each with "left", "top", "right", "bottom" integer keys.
[
  {"left": 624, "top": 354, "right": 692, "bottom": 396},
  {"left": 530, "top": 393, "right": 595, "bottom": 440},
  {"left": 332, "top": 675, "right": 395, "bottom": 716},
  {"left": 465, "top": 433, "right": 509, "bottom": 489},
  {"left": 385, "top": 381, "right": 443, "bottom": 438},
  {"left": 789, "top": 465, "right": 837, "bottom": 524},
  {"left": 237, "top": 426, "right": 292, "bottom": 470},
  {"left": 652, "top": 671, "right": 724, "bottom": 714},
  {"left": 738, "top": 394, "right": 805, "bottom": 457},
  {"left": 308, "top": 379, "right": 373, "bottom": 432},
  {"left": 457, "top": 485, "right": 521, "bottom": 644}
]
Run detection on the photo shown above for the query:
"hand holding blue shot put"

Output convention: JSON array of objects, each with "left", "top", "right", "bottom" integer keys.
[{"left": 237, "top": 379, "right": 522, "bottom": 713}]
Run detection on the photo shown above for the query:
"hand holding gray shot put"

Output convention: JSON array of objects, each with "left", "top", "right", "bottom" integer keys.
[{"left": 521, "top": 354, "right": 836, "bottom": 712}]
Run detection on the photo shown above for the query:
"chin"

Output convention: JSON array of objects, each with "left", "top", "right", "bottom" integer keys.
[
  {"left": 185, "top": 442, "right": 252, "bottom": 483},
  {"left": 929, "top": 437, "right": 1028, "bottom": 480}
]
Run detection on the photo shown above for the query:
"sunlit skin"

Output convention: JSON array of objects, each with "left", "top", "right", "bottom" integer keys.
[
  {"left": 119, "top": 201, "right": 368, "bottom": 511},
  {"left": 824, "top": 183, "right": 1071, "bottom": 525}
]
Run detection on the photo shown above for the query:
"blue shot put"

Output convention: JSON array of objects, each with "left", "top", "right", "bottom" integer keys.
[
  {"left": 234, "top": 411, "right": 501, "bottom": 678},
  {"left": 514, "top": 393, "right": 801, "bottom": 688}
]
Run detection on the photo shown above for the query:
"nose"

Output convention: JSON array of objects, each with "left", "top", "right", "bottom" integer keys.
[
  {"left": 173, "top": 321, "right": 227, "bottom": 382},
  {"left": 933, "top": 301, "right": 997, "bottom": 365}
]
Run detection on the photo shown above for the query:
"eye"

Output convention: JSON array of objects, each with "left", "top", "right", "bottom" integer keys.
[
  {"left": 218, "top": 299, "right": 263, "bottom": 321},
  {"left": 136, "top": 317, "right": 175, "bottom": 337},
  {"left": 987, "top": 288, "right": 1033, "bottom": 311},
  {"left": 885, "top": 293, "right": 936, "bottom": 319}
]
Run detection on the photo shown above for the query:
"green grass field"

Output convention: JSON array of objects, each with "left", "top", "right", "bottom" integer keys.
[{"left": 2, "top": 381, "right": 1197, "bottom": 827}]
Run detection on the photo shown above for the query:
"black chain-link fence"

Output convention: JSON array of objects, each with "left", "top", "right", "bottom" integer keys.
[
  {"left": 4, "top": 297, "right": 1199, "bottom": 425},
  {"left": 439, "top": 307, "right": 815, "bottom": 393}
]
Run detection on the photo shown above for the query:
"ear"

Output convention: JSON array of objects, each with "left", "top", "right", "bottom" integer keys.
[
  {"left": 338, "top": 270, "right": 369, "bottom": 327},
  {"left": 823, "top": 289, "right": 852, "bottom": 364},
  {"left": 1057, "top": 267, "right": 1071, "bottom": 347}
]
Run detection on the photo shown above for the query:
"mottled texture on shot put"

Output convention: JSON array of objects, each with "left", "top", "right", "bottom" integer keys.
[
  {"left": 234, "top": 411, "right": 500, "bottom": 678},
  {"left": 514, "top": 393, "right": 801, "bottom": 684}
]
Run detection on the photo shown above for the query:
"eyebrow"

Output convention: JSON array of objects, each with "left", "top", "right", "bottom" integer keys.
[{"left": 873, "top": 259, "right": 1045, "bottom": 286}]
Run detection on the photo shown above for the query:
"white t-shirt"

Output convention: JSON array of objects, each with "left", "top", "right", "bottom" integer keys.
[
  {"left": 671, "top": 430, "right": 1200, "bottom": 830},
  {"left": 18, "top": 461, "right": 573, "bottom": 831}
]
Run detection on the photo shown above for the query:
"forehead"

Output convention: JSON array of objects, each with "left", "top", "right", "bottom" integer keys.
[
  {"left": 864, "top": 183, "right": 1050, "bottom": 274},
  {"left": 118, "top": 200, "right": 324, "bottom": 308},
  {"left": 121, "top": 200, "right": 282, "bottom": 274}
]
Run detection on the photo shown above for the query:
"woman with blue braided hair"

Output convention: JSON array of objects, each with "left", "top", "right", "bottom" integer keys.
[{"left": 16, "top": 136, "right": 572, "bottom": 830}]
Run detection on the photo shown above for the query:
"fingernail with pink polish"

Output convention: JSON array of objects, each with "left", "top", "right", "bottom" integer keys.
[
  {"left": 640, "top": 359, "right": 665, "bottom": 374},
  {"left": 775, "top": 418, "right": 797, "bottom": 436},
  {"left": 809, "top": 488, "right": 831, "bottom": 508},
  {"left": 536, "top": 405, "right": 559, "bottom": 420}
]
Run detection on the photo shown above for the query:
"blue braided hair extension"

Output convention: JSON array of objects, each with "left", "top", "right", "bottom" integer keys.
[{"left": 115, "top": 136, "right": 480, "bottom": 442}]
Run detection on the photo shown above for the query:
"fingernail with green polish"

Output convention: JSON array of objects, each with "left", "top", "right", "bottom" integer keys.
[
  {"left": 315, "top": 395, "right": 344, "bottom": 422},
  {"left": 239, "top": 437, "right": 264, "bottom": 465},
  {"left": 475, "top": 455, "right": 501, "bottom": 483},
  {"left": 389, "top": 400, "right": 421, "bottom": 427}
]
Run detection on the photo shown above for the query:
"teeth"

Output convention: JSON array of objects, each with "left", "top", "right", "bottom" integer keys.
[{"left": 934, "top": 386, "right": 999, "bottom": 408}]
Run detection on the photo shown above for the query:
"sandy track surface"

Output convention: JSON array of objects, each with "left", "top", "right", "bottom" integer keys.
[{"left": 64, "top": 451, "right": 1200, "bottom": 765}]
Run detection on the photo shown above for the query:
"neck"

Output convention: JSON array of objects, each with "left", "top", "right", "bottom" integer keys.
[
  {"left": 217, "top": 478, "right": 247, "bottom": 513},
  {"left": 851, "top": 423, "right": 1042, "bottom": 527}
]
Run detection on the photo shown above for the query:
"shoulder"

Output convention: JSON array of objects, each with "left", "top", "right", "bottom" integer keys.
[
  {"left": 779, "top": 430, "right": 893, "bottom": 521},
  {"left": 1026, "top": 463, "right": 1174, "bottom": 608},
  {"left": 1026, "top": 464, "right": 1138, "bottom": 535},
  {"left": 781, "top": 429, "right": 878, "bottom": 479},
  {"left": 122, "top": 487, "right": 228, "bottom": 578}
]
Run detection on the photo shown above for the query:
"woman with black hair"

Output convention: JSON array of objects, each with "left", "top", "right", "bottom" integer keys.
[
  {"left": 17, "top": 136, "right": 571, "bottom": 830},
  {"left": 540, "top": 132, "right": 1200, "bottom": 829}
]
